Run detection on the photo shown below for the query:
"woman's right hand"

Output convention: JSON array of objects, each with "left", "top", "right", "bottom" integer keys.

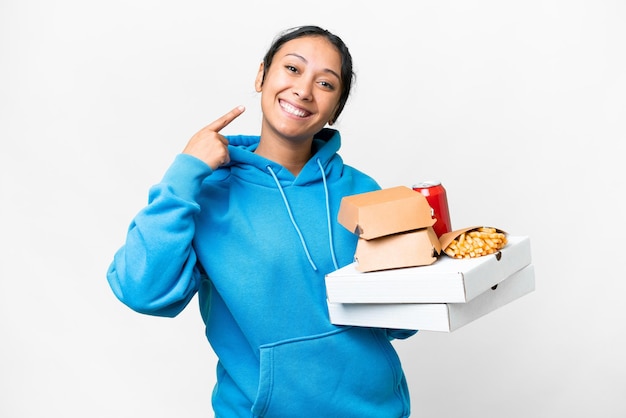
[{"left": 182, "top": 105, "right": 246, "bottom": 170}]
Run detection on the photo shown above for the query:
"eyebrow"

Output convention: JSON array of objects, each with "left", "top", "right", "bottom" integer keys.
[{"left": 285, "top": 52, "right": 341, "bottom": 81}]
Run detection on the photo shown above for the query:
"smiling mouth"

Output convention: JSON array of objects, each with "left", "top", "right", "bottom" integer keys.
[{"left": 279, "top": 100, "right": 311, "bottom": 118}]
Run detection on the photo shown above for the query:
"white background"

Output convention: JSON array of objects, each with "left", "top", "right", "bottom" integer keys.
[{"left": 1, "top": 1, "right": 625, "bottom": 417}]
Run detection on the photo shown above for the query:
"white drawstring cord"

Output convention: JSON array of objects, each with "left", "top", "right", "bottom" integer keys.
[
  {"left": 317, "top": 158, "right": 339, "bottom": 270},
  {"left": 266, "top": 165, "right": 318, "bottom": 271}
]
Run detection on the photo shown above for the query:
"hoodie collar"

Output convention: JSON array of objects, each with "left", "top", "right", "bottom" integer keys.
[{"left": 225, "top": 128, "right": 342, "bottom": 186}]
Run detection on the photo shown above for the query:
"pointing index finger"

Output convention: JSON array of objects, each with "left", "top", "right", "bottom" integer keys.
[{"left": 207, "top": 105, "right": 246, "bottom": 132}]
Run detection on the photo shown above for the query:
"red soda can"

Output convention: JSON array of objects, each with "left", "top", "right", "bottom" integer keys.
[{"left": 412, "top": 181, "right": 452, "bottom": 237}]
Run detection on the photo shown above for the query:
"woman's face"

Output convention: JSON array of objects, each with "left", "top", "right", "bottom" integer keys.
[{"left": 255, "top": 35, "right": 343, "bottom": 143}]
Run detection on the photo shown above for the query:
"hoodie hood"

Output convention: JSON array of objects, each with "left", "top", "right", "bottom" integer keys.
[
  {"left": 223, "top": 127, "right": 342, "bottom": 187},
  {"left": 222, "top": 128, "right": 343, "bottom": 272}
]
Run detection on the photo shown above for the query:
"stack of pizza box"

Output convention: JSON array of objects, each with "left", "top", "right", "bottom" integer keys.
[{"left": 326, "top": 186, "right": 535, "bottom": 332}]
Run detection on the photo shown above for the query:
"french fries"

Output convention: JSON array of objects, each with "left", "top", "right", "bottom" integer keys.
[{"left": 443, "top": 227, "right": 507, "bottom": 259}]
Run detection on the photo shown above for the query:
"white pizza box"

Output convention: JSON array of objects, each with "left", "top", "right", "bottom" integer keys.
[
  {"left": 325, "top": 235, "right": 531, "bottom": 304},
  {"left": 327, "top": 264, "right": 535, "bottom": 332}
]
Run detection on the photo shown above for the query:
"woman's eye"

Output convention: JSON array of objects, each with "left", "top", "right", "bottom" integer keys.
[
  {"left": 285, "top": 65, "right": 298, "bottom": 73},
  {"left": 319, "top": 81, "right": 335, "bottom": 90}
]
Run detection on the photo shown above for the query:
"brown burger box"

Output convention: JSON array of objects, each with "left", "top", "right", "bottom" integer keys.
[
  {"left": 338, "top": 186, "right": 439, "bottom": 272},
  {"left": 337, "top": 186, "right": 434, "bottom": 240},
  {"left": 353, "top": 227, "right": 441, "bottom": 272}
]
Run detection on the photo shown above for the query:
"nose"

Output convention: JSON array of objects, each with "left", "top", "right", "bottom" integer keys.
[{"left": 292, "top": 78, "right": 313, "bottom": 101}]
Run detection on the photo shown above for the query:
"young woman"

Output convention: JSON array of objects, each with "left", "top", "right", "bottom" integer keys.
[{"left": 107, "top": 25, "right": 416, "bottom": 417}]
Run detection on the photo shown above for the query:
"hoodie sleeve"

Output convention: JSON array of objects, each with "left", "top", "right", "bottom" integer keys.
[{"left": 106, "top": 154, "right": 213, "bottom": 317}]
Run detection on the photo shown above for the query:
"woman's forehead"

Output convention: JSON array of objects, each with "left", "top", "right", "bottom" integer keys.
[{"left": 275, "top": 36, "right": 342, "bottom": 72}]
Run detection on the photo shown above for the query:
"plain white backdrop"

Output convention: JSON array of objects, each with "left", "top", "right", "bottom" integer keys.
[{"left": 1, "top": 1, "right": 625, "bottom": 417}]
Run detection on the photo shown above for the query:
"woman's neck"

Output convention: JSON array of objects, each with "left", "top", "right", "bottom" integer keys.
[{"left": 255, "top": 135, "right": 313, "bottom": 177}]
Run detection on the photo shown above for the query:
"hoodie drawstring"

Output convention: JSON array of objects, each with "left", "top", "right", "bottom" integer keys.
[
  {"left": 316, "top": 158, "right": 339, "bottom": 271},
  {"left": 266, "top": 162, "right": 339, "bottom": 272}
]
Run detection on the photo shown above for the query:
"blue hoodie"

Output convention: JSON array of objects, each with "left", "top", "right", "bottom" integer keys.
[{"left": 107, "top": 128, "right": 416, "bottom": 417}]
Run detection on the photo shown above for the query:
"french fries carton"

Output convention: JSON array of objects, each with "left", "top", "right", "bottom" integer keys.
[
  {"left": 354, "top": 226, "right": 442, "bottom": 272},
  {"left": 439, "top": 226, "right": 508, "bottom": 259},
  {"left": 338, "top": 186, "right": 435, "bottom": 240}
]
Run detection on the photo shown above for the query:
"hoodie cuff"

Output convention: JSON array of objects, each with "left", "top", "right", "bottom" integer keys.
[{"left": 160, "top": 153, "right": 213, "bottom": 203}]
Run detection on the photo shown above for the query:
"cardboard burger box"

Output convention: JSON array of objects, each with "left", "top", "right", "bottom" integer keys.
[
  {"left": 338, "top": 186, "right": 440, "bottom": 272},
  {"left": 337, "top": 185, "right": 435, "bottom": 239},
  {"left": 353, "top": 227, "right": 441, "bottom": 272}
]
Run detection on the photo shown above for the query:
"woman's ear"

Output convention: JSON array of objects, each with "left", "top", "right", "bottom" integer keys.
[{"left": 255, "top": 63, "right": 265, "bottom": 92}]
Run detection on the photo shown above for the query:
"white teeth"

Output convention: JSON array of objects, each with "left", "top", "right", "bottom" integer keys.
[{"left": 280, "top": 101, "right": 309, "bottom": 117}]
